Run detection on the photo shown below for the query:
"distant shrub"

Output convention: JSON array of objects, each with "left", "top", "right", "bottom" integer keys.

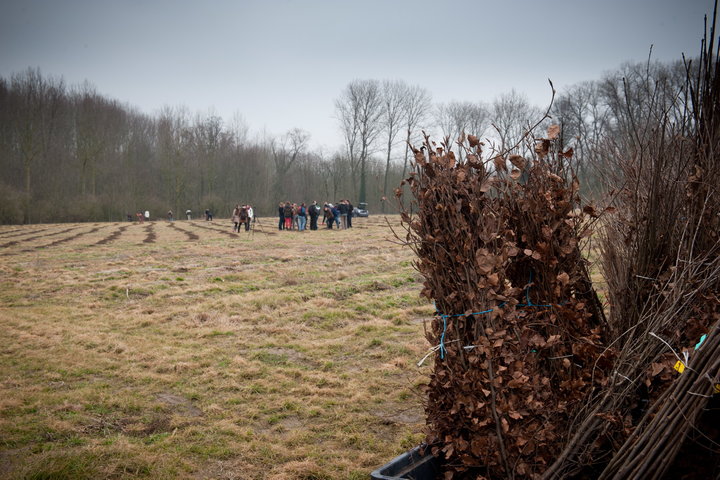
[{"left": 0, "top": 183, "right": 24, "bottom": 224}]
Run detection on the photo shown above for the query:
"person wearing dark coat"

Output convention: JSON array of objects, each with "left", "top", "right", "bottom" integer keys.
[
  {"left": 309, "top": 201, "right": 320, "bottom": 230},
  {"left": 331, "top": 204, "right": 341, "bottom": 229},
  {"left": 338, "top": 200, "right": 349, "bottom": 229},
  {"left": 346, "top": 200, "right": 354, "bottom": 228},
  {"left": 283, "top": 202, "right": 293, "bottom": 230},
  {"left": 278, "top": 202, "right": 285, "bottom": 230},
  {"left": 323, "top": 204, "right": 334, "bottom": 229}
]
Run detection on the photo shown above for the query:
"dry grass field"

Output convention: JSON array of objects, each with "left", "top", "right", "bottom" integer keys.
[{"left": 0, "top": 216, "right": 435, "bottom": 480}]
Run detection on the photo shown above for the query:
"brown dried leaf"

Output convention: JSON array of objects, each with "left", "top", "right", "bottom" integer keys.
[
  {"left": 535, "top": 139, "right": 550, "bottom": 158},
  {"left": 493, "top": 155, "right": 507, "bottom": 172},
  {"left": 557, "top": 272, "right": 570, "bottom": 286},
  {"left": 583, "top": 205, "right": 598, "bottom": 218},
  {"left": 650, "top": 362, "right": 665, "bottom": 377},
  {"left": 510, "top": 168, "right": 522, "bottom": 180},
  {"left": 475, "top": 249, "right": 495, "bottom": 275},
  {"left": 468, "top": 134, "right": 480, "bottom": 148},
  {"left": 509, "top": 154, "right": 526, "bottom": 169},
  {"left": 546, "top": 334, "right": 561, "bottom": 346}
]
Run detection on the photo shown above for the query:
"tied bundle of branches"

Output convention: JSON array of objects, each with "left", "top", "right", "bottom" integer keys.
[
  {"left": 544, "top": 6, "right": 720, "bottom": 479},
  {"left": 396, "top": 126, "right": 610, "bottom": 479}
]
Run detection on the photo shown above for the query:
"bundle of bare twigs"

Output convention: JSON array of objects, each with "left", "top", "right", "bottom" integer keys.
[{"left": 543, "top": 7, "right": 720, "bottom": 478}]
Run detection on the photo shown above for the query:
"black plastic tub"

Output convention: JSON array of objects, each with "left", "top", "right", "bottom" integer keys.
[{"left": 370, "top": 446, "right": 440, "bottom": 480}]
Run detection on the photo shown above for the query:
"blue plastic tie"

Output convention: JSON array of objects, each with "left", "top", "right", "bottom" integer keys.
[
  {"left": 518, "top": 270, "right": 552, "bottom": 307},
  {"left": 433, "top": 271, "right": 567, "bottom": 361},
  {"left": 437, "top": 308, "right": 494, "bottom": 360}
]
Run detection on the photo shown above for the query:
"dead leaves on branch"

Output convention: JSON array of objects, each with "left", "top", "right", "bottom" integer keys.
[{"left": 399, "top": 128, "right": 609, "bottom": 479}]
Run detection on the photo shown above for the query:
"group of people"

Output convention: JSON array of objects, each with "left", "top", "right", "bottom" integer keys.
[
  {"left": 231, "top": 204, "right": 254, "bottom": 232},
  {"left": 127, "top": 210, "right": 150, "bottom": 222},
  {"left": 277, "top": 200, "right": 355, "bottom": 231},
  {"left": 125, "top": 208, "right": 216, "bottom": 223}
]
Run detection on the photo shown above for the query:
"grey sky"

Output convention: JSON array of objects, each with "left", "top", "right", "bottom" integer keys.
[{"left": 1, "top": 0, "right": 714, "bottom": 151}]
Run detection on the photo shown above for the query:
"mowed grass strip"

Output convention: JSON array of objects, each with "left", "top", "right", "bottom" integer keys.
[{"left": 0, "top": 216, "right": 433, "bottom": 480}]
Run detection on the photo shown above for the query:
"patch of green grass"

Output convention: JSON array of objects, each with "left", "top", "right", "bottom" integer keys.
[
  {"left": 253, "top": 351, "right": 289, "bottom": 366},
  {"left": 204, "top": 330, "right": 235, "bottom": 337},
  {"left": 224, "top": 284, "right": 260, "bottom": 294},
  {"left": 21, "top": 452, "right": 100, "bottom": 480},
  {"left": 143, "top": 432, "right": 170, "bottom": 445}
]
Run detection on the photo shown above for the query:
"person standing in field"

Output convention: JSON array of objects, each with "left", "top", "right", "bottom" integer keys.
[
  {"left": 292, "top": 203, "right": 300, "bottom": 230},
  {"left": 331, "top": 204, "right": 341, "bottom": 229},
  {"left": 239, "top": 204, "right": 250, "bottom": 232},
  {"left": 247, "top": 204, "right": 254, "bottom": 230},
  {"left": 338, "top": 200, "right": 349, "bottom": 229},
  {"left": 278, "top": 202, "right": 285, "bottom": 230},
  {"left": 232, "top": 204, "right": 241, "bottom": 232},
  {"left": 283, "top": 202, "right": 293, "bottom": 230},
  {"left": 323, "top": 204, "right": 334, "bottom": 229},
  {"left": 167, "top": 210, "right": 173, "bottom": 222},
  {"left": 346, "top": 200, "right": 354, "bottom": 228},
  {"left": 297, "top": 202, "right": 307, "bottom": 231},
  {"left": 309, "top": 201, "right": 319, "bottom": 230},
  {"left": 186, "top": 209, "right": 192, "bottom": 220}
]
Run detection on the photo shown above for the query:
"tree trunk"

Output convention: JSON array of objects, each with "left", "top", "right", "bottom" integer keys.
[{"left": 382, "top": 136, "right": 392, "bottom": 213}]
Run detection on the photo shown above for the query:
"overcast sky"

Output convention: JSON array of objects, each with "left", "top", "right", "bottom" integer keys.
[{"left": 1, "top": 0, "right": 714, "bottom": 151}]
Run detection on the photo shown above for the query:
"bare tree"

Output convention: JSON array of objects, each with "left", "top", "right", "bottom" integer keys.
[
  {"left": 400, "top": 85, "right": 432, "bottom": 180},
  {"left": 335, "top": 79, "right": 383, "bottom": 204},
  {"left": 491, "top": 89, "right": 540, "bottom": 154},
  {"left": 8, "top": 68, "right": 65, "bottom": 223},
  {"left": 435, "top": 100, "right": 489, "bottom": 153},
  {"left": 271, "top": 127, "right": 310, "bottom": 200},
  {"left": 193, "top": 113, "right": 224, "bottom": 202},
  {"left": 73, "top": 82, "right": 118, "bottom": 197},
  {"left": 381, "top": 80, "right": 408, "bottom": 212},
  {"left": 553, "top": 81, "right": 610, "bottom": 194},
  {"left": 158, "top": 107, "right": 193, "bottom": 216}
]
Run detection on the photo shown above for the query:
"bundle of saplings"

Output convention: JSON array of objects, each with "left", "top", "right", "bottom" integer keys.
[
  {"left": 397, "top": 10, "right": 720, "bottom": 479},
  {"left": 544, "top": 12, "right": 720, "bottom": 479},
  {"left": 397, "top": 126, "right": 611, "bottom": 479}
]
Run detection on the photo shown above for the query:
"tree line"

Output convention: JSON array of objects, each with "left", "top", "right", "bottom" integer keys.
[{"left": 0, "top": 60, "right": 687, "bottom": 224}]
